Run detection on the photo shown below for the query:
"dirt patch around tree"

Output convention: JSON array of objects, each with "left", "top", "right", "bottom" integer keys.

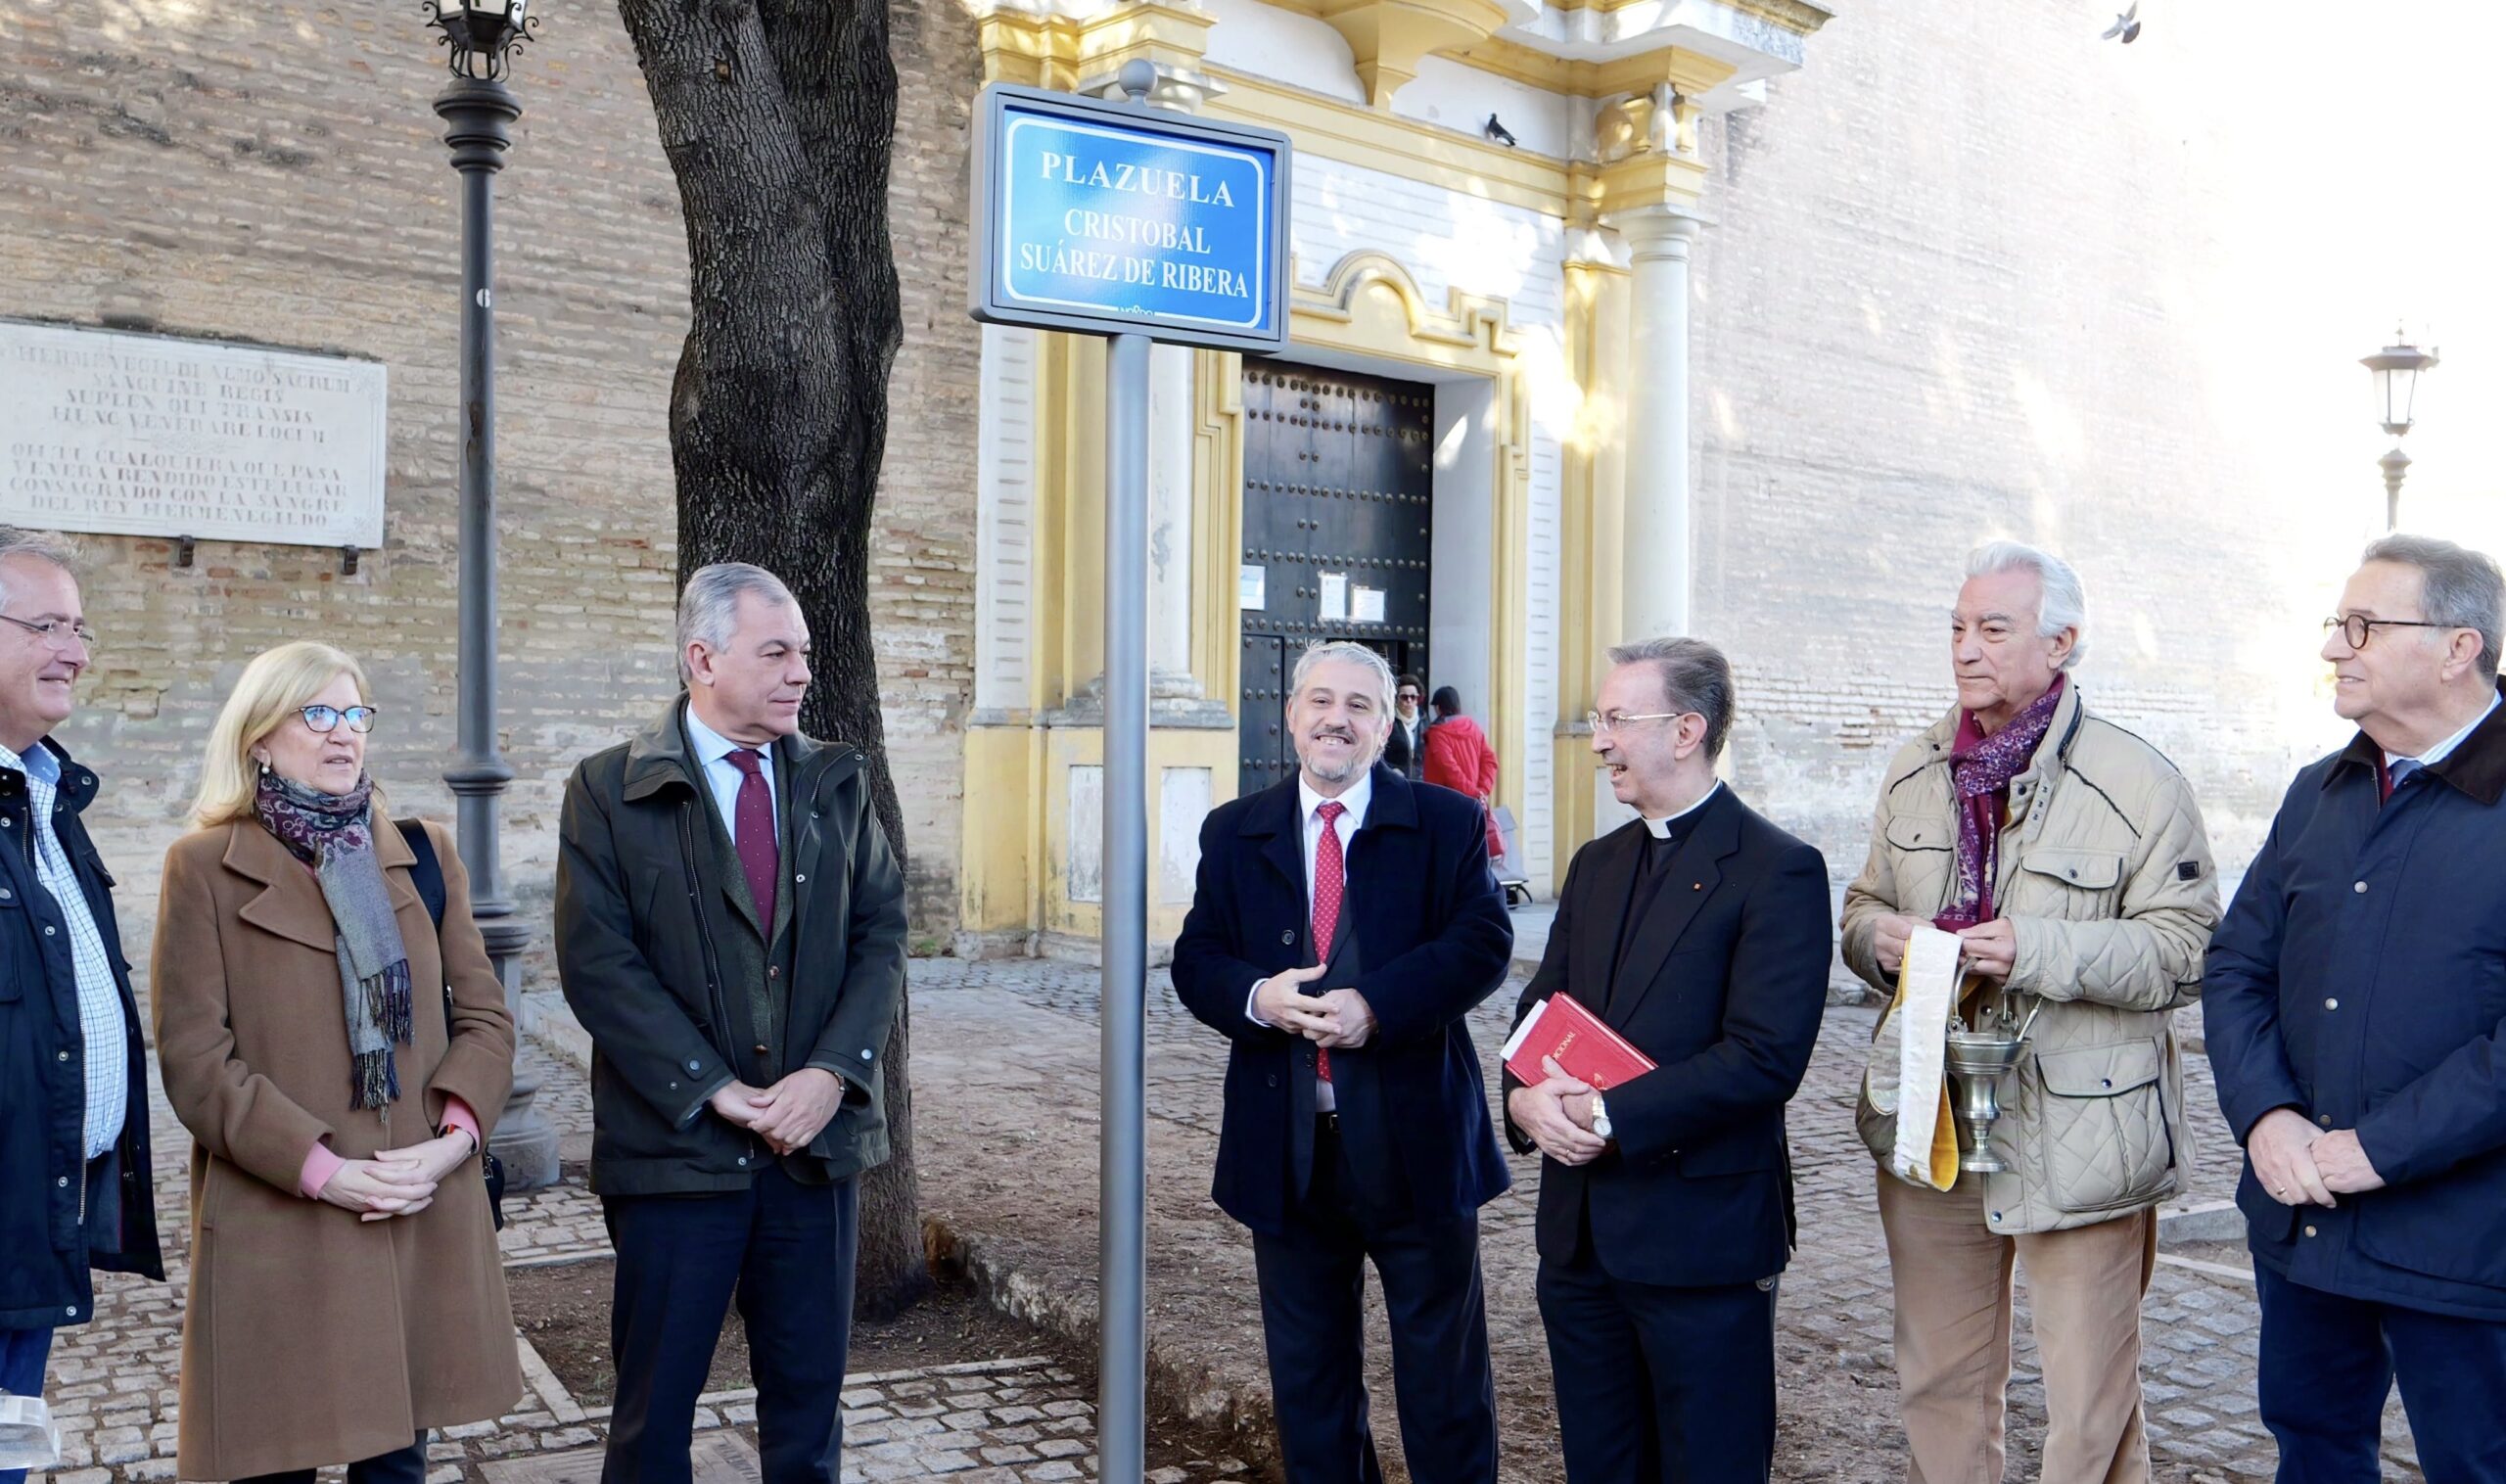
[{"left": 507, "top": 1258, "right": 1270, "bottom": 1477}]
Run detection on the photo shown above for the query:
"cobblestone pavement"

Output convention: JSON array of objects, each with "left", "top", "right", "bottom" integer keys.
[
  {"left": 29, "top": 1035, "right": 1215, "bottom": 1483},
  {"left": 905, "top": 955, "right": 2423, "bottom": 1483},
  {"left": 34, "top": 951, "right": 2420, "bottom": 1483}
]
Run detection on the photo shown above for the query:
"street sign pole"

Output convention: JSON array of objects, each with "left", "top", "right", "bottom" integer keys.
[
  {"left": 968, "top": 63, "right": 1288, "bottom": 1480},
  {"left": 1099, "top": 326, "right": 1152, "bottom": 1482}
]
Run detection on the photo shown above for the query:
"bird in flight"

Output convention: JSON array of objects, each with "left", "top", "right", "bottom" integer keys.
[{"left": 2102, "top": 3, "right": 2142, "bottom": 42}]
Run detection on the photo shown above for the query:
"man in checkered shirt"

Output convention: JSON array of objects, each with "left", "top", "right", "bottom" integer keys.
[{"left": 0, "top": 530, "right": 162, "bottom": 1478}]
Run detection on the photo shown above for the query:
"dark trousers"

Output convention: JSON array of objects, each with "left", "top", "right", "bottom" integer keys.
[
  {"left": 1536, "top": 1232, "right": 1779, "bottom": 1484},
  {"left": 2256, "top": 1263, "right": 2506, "bottom": 1483},
  {"left": 232, "top": 1434, "right": 426, "bottom": 1484},
  {"left": 1247, "top": 1120, "right": 1499, "bottom": 1484},
  {"left": 601, "top": 1166, "right": 859, "bottom": 1484}
]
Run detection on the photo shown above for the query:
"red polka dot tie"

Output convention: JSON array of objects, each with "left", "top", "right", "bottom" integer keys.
[
  {"left": 725, "top": 748, "right": 778, "bottom": 925},
  {"left": 1313, "top": 801, "right": 1346, "bottom": 1084}
]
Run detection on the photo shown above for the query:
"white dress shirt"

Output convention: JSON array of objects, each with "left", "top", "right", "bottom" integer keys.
[
  {"left": 684, "top": 705, "right": 780, "bottom": 838},
  {"left": 1246, "top": 771, "right": 1375, "bottom": 1111},
  {"left": 0, "top": 740, "right": 126, "bottom": 1159}
]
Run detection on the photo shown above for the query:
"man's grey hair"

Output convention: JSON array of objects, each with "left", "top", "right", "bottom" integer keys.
[
  {"left": 1607, "top": 636, "right": 1736, "bottom": 759},
  {"left": 1966, "top": 540, "right": 2089, "bottom": 671},
  {"left": 0, "top": 528, "right": 82, "bottom": 609},
  {"left": 2363, "top": 533, "right": 2504, "bottom": 676},
  {"left": 675, "top": 562, "right": 798, "bottom": 684},
  {"left": 1290, "top": 640, "right": 1396, "bottom": 714}
]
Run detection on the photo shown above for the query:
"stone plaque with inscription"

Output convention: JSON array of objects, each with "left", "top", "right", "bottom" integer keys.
[{"left": 1, "top": 320, "right": 387, "bottom": 548}]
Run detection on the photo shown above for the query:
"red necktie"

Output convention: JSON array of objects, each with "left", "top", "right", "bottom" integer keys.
[
  {"left": 1313, "top": 801, "right": 1347, "bottom": 1084},
  {"left": 725, "top": 748, "right": 778, "bottom": 925}
]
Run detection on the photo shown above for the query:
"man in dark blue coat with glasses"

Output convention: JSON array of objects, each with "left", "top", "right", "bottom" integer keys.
[
  {"left": 2207, "top": 533, "right": 2506, "bottom": 1482},
  {"left": 0, "top": 531, "right": 161, "bottom": 1484}
]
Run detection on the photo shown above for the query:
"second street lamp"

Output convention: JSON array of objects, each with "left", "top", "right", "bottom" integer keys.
[
  {"left": 2361, "top": 326, "right": 2438, "bottom": 532},
  {"left": 427, "top": 0, "right": 558, "bottom": 1189}
]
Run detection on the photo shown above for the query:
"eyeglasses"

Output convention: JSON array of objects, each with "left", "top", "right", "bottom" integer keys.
[
  {"left": 2323, "top": 615, "right": 2458, "bottom": 650},
  {"left": 1397, "top": 692, "right": 1421, "bottom": 703},
  {"left": 1585, "top": 710, "right": 1690, "bottom": 738},
  {"left": 300, "top": 705, "right": 380, "bottom": 734},
  {"left": 0, "top": 614, "right": 97, "bottom": 651}
]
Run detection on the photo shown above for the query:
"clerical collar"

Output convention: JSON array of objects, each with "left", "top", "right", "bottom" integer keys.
[{"left": 1641, "top": 780, "right": 1721, "bottom": 837}]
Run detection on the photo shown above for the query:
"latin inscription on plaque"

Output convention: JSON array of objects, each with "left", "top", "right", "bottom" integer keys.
[{"left": 0, "top": 321, "right": 387, "bottom": 548}]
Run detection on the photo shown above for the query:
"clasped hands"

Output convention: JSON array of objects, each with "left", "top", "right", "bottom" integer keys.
[
  {"left": 1508, "top": 1056, "right": 1607, "bottom": 1168},
  {"left": 317, "top": 1127, "right": 477, "bottom": 1223},
  {"left": 1875, "top": 915, "right": 2391, "bottom": 1206},
  {"left": 2249, "top": 1108, "right": 2385, "bottom": 1206},
  {"left": 1872, "top": 912, "right": 2016, "bottom": 981},
  {"left": 710, "top": 1067, "right": 846, "bottom": 1156},
  {"left": 1254, "top": 962, "right": 1377, "bottom": 1049}
]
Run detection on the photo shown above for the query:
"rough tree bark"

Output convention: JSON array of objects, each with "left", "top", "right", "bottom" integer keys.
[{"left": 616, "top": 0, "right": 930, "bottom": 1319}]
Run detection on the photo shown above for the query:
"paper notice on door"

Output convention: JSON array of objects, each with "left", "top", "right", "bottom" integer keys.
[
  {"left": 1318, "top": 572, "right": 1349, "bottom": 622},
  {"left": 1351, "top": 585, "right": 1386, "bottom": 624},
  {"left": 1239, "top": 563, "right": 1266, "bottom": 611}
]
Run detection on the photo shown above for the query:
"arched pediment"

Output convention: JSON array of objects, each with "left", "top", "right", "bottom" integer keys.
[{"left": 1291, "top": 250, "right": 1519, "bottom": 365}]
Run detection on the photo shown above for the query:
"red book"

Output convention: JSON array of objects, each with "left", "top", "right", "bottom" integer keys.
[{"left": 1502, "top": 994, "right": 1658, "bottom": 1090}]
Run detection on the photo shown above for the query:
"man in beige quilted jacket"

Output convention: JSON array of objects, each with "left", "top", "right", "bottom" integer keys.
[{"left": 1839, "top": 540, "right": 2221, "bottom": 1484}]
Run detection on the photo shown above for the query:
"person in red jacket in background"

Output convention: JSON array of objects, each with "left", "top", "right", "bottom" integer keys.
[{"left": 1421, "top": 685, "right": 1505, "bottom": 858}]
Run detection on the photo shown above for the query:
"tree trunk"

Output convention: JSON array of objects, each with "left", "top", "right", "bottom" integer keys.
[{"left": 617, "top": 0, "right": 930, "bottom": 1319}]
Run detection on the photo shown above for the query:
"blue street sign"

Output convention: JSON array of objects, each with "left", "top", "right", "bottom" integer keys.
[{"left": 970, "top": 83, "right": 1290, "bottom": 354}]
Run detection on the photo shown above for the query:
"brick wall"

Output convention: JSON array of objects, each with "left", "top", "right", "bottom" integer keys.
[
  {"left": 1686, "top": 0, "right": 2351, "bottom": 892},
  {"left": 0, "top": 0, "right": 984, "bottom": 945}
]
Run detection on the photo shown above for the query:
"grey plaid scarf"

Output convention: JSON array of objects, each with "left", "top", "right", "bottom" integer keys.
[{"left": 253, "top": 771, "right": 413, "bottom": 1110}]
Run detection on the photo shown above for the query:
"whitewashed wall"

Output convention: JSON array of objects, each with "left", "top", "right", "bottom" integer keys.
[
  {"left": 1288, "top": 152, "right": 1571, "bottom": 887},
  {"left": 973, "top": 324, "right": 1037, "bottom": 717}
]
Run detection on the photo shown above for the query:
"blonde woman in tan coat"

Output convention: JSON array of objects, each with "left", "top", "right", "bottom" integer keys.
[{"left": 153, "top": 641, "right": 522, "bottom": 1482}]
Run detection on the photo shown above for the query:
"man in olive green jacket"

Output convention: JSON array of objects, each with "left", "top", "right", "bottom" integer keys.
[
  {"left": 557, "top": 563, "right": 906, "bottom": 1484},
  {"left": 1839, "top": 541, "right": 2218, "bottom": 1484}
]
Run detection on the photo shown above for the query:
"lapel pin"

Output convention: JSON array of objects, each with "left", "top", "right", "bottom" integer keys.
[{"left": 1280, "top": 929, "right": 1296, "bottom": 945}]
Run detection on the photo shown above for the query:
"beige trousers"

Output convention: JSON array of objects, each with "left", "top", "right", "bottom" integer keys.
[{"left": 1876, "top": 1171, "right": 2158, "bottom": 1484}]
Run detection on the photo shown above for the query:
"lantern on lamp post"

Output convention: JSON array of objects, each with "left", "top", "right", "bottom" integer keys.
[
  {"left": 2361, "top": 327, "right": 2439, "bottom": 532},
  {"left": 423, "top": 0, "right": 558, "bottom": 1189}
]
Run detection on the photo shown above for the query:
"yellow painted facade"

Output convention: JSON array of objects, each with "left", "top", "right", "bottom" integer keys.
[{"left": 955, "top": 0, "right": 1828, "bottom": 955}]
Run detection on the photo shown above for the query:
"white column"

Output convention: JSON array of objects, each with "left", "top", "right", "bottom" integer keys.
[
  {"left": 1611, "top": 204, "right": 1703, "bottom": 641},
  {"left": 1147, "top": 342, "right": 1199, "bottom": 692},
  {"left": 1134, "top": 62, "right": 1220, "bottom": 702}
]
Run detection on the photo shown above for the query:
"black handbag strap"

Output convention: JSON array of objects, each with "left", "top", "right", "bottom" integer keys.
[
  {"left": 395, "top": 818, "right": 447, "bottom": 932},
  {"left": 396, "top": 817, "right": 509, "bottom": 1228},
  {"left": 395, "top": 818, "right": 458, "bottom": 1031}
]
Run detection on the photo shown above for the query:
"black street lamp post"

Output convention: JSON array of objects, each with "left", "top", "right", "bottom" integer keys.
[
  {"left": 427, "top": 0, "right": 557, "bottom": 1189},
  {"left": 2361, "top": 327, "right": 2439, "bottom": 532}
]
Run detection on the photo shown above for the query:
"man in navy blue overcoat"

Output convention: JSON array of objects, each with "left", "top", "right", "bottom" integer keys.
[
  {"left": 2207, "top": 534, "right": 2506, "bottom": 1483},
  {"left": 1172, "top": 641, "right": 1513, "bottom": 1484}
]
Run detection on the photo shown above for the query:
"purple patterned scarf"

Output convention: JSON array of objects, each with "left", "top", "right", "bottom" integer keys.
[
  {"left": 1934, "top": 674, "right": 2065, "bottom": 934},
  {"left": 253, "top": 770, "right": 413, "bottom": 1110}
]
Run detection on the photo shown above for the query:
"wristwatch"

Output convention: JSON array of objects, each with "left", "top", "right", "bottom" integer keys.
[{"left": 1590, "top": 1094, "right": 1612, "bottom": 1141}]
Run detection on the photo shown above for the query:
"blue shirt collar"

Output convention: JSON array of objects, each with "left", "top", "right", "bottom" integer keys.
[
  {"left": 0, "top": 737, "right": 59, "bottom": 789},
  {"left": 2386, "top": 691, "right": 2502, "bottom": 771},
  {"left": 683, "top": 705, "right": 769, "bottom": 774}
]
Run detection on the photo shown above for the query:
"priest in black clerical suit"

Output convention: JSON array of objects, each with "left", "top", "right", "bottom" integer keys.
[{"left": 1504, "top": 638, "right": 1833, "bottom": 1484}]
